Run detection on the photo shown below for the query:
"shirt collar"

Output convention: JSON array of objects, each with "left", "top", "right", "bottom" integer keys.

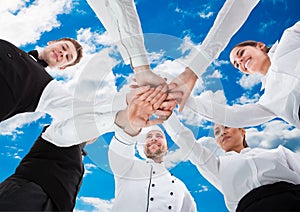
[
  {"left": 28, "top": 50, "right": 48, "bottom": 68},
  {"left": 260, "top": 41, "right": 279, "bottom": 91}
]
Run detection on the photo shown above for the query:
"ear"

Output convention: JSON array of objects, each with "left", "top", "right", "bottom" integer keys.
[
  {"left": 256, "top": 42, "right": 266, "bottom": 51},
  {"left": 47, "top": 41, "right": 55, "bottom": 45},
  {"left": 239, "top": 128, "right": 246, "bottom": 137},
  {"left": 58, "top": 66, "right": 66, "bottom": 70}
]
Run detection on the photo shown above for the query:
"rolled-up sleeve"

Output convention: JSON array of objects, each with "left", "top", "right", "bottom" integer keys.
[
  {"left": 87, "top": 0, "right": 149, "bottom": 68},
  {"left": 185, "top": 0, "right": 260, "bottom": 78}
]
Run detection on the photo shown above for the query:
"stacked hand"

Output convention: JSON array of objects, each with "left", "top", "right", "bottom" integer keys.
[{"left": 117, "top": 65, "right": 198, "bottom": 136}]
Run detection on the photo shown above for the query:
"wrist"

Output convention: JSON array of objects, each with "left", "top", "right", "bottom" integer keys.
[{"left": 134, "top": 65, "right": 151, "bottom": 73}]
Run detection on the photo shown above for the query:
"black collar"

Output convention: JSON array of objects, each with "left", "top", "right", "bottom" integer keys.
[{"left": 28, "top": 50, "right": 48, "bottom": 68}]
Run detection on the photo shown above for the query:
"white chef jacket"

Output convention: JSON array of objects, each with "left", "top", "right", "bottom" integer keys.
[
  {"left": 109, "top": 126, "right": 197, "bottom": 212},
  {"left": 164, "top": 114, "right": 300, "bottom": 211},
  {"left": 187, "top": 21, "right": 300, "bottom": 128},
  {"left": 87, "top": 0, "right": 259, "bottom": 76}
]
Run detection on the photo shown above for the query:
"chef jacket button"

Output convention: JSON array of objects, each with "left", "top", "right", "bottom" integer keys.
[
  {"left": 150, "top": 197, "right": 154, "bottom": 201},
  {"left": 170, "top": 173, "right": 173, "bottom": 176},
  {"left": 7, "top": 53, "right": 12, "bottom": 59},
  {"left": 151, "top": 184, "right": 155, "bottom": 187},
  {"left": 170, "top": 192, "right": 173, "bottom": 196},
  {"left": 168, "top": 205, "right": 172, "bottom": 210},
  {"left": 172, "top": 180, "right": 175, "bottom": 183},
  {"left": 153, "top": 171, "right": 155, "bottom": 174}
]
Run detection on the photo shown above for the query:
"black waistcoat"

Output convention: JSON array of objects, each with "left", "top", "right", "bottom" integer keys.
[
  {"left": 0, "top": 39, "right": 53, "bottom": 121},
  {"left": 14, "top": 127, "right": 85, "bottom": 211}
]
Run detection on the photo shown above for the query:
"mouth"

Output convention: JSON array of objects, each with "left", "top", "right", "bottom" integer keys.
[
  {"left": 222, "top": 136, "right": 230, "bottom": 143},
  {"left": 245, "top": 59, "right": 250, "bottom": 70}
]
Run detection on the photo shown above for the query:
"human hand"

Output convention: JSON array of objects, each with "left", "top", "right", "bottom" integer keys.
[
  {"left": 134, "top": 65, "right": 167, "bottom": 87},
  {"left": 117, "top": 85, "right": 168, "bottom": 136},
  {"left": 167, "top": 67, "right": 198, "bottom": 112},
  {"left": 129, "top": 84, "right": 175, "bottom": 120}
]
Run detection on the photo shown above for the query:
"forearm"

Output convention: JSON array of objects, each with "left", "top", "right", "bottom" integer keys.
[
  {"left": 186, "top": 0, "right": 260, "bottom": 77},
  {"left": 185, "top": 95, "right": 276, "bottom": 127},
  {"left": 87, "top": 0, "right": 149, "bottom": 68}
]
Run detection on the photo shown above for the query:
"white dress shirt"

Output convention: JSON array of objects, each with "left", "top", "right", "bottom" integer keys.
[
  {"left": 87, "top": 0, "right": 259, "bottom": 76},
  {"left": 187, "top": 21, "right": 300, "bottom": 128},
  {"left": 109, "top": 126, "right": 197, "bottom": 212},
  {"left": 164, "top": 114, "right": 300, "bottom": 211}
]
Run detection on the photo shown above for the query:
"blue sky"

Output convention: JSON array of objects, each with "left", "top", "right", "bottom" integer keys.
[{"left": 0, "top": 0, "right": 300, "bottom": 211}]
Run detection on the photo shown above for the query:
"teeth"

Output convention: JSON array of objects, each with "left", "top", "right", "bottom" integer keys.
[{"left": 245, "top": 60, "right": 250, "bottom": 70}]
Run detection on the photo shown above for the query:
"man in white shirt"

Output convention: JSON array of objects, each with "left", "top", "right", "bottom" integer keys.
[{"left": 0, "top": 38, "right": 83, "bottom": 123}]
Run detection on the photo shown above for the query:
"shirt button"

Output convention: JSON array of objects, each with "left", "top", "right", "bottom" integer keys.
[
  {"left": 150, "top": 197, "right": 154, "bottom": 201},
  {"left": 170, "top": 192, "right": 173, "bottom": 196},
  {"left": 151, "top": 184, "right": 155, "bottom": 187},
  {"left": 168, "top": 205, "right": 172, "bottom": 210},
  {"left": 7, "top": 53, "right": 12, "bottom": 59}
]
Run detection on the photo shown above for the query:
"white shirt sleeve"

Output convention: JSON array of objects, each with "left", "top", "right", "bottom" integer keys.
[
  {"left": 185, "top": 0, "right": 260, "bottom": 78},
  {"left": 281, "top": 145, "right": 300, "bottom": 177},
  {"left": 35, "top": 80, "right": 75, "bottom": 121},
  {"left": 108, "top": 125, "right": 137, "bottom": 176},
  {"left": 163, "top": 114, "right": 221, "bottom": 188},
  {"left": 41, "top": 89, "right": 127, "bottom": 147},
  {"left": 186, "top": 95, "right": 276, "bottom": 128},
  {"left": 87, "top": 0, "right": 149, "bottom": 68}
]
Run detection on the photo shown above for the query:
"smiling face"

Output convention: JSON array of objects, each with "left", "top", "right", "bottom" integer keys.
[
  {"left": 39, "top": 40, "right": 78, "bottom": 70},
  {"left": 229, "top": 42, "right": 271, "bottom": 76},
  {"left": 144, "top": 130, "right": 168, "bottom": 161},
  {"left": 214, "top": 124, "right": 246, "bottom": 153}
]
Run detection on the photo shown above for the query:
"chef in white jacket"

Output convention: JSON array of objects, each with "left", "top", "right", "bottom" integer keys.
[{"left": 109, "top": 125, "right": 197, "bottom": 212}]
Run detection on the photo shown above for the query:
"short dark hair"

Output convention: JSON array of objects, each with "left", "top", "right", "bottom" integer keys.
[
  {"left": 56, "top": 37, "right": 83, "bottom": 67},
  {"left": 233, "top": 40, "right": 271, "bottom": 53},
  {"left": 242, "top": 135, "right": 249, "bottom": 148}
]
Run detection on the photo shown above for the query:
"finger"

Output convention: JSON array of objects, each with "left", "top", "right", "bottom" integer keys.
[
  {"left": 154, "top": 109, "right": 172, "bottom": 117},
  {"left": 167, "top": 91, "right": 183, "bottom": 100},
  {"left": 145, "top": 85, "right": 164, "bottom": 102},
  {"left": 178, "top": 98, "right": 188, "bottom": 112},
  {"left": 145, "top": 118, "right": 165, "bottom": 127},
  {"left": 130, "top": 84, "right": 139, "bottom": 89},
  {"left": 152, "top": 93, "right": 167, "bottom": 109},
  {"left": 138, "top": 88, "right": 155, "bottom": 101},
  {"left": 132, "top": 85, "right": 151, "bottom": 95},
  {"left": 159, "top": 100, "right": 177, "bottom": 111},
  {"left": 167, "top": 82, "right": 177, "bottom": 91}
]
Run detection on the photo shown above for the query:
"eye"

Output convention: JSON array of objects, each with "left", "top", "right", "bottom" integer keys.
[{"left": 62, "top": 45, "right": 66, "bottom": 51}]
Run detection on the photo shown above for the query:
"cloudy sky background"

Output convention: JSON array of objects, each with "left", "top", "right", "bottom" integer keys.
[{"left": 0, "top": 0, "right": 300, "bottom": 211}]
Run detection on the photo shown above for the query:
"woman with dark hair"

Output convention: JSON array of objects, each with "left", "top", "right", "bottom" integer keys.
[
  {"left": 163, "top": 114, "right": 300, "bottom": 211},
  {"left": 169, "top": 21, "right": 300, "bottom": 129}
]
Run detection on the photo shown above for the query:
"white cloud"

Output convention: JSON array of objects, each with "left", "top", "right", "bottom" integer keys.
[
  {"left": 246, "top": 120, "right": 300, "bottom": 152},
  {"left": 235, "top": 93, "right": 260, "bottom": 104},
  {"left": 238, "top": 74, "right": 262, "bottom": 89},
  {"left": 198, "top": 11, "right": 214, "bottom": 19},
  {"left": 207, "top": 70, "right": 222, "bottom": 79},
  {"left": 0, "top": 112, "right": 46, "bottom": 137},
  {"left": 83, "top": 163, "right": 97, "bottom": 178},
  {"left": 0, "top": 0, "right": 73, "bottom": 46},
  {"left": 75, "top": 197, "right": 114, "bottom": 212},
  {"left": 180, "top": 90, "right": 226, "bottom": 126}
]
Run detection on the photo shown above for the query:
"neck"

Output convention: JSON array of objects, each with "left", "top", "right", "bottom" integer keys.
[
  {"left": 261, "top": 57, "right": 271, "bottom": 76},
  {"left": 153, "top": 157, "right": 163, "bottom": 163}
]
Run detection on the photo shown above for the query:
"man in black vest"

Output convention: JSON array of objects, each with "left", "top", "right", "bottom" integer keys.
[
  {"left": 0, "top": 125, "right": 95, "bottom": 211},
  {"left": 0, "top": 84, "right": 172, "bottom": 211},
  {"left": 0, "top": 38, "right": 83, "bottom": 122}
]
